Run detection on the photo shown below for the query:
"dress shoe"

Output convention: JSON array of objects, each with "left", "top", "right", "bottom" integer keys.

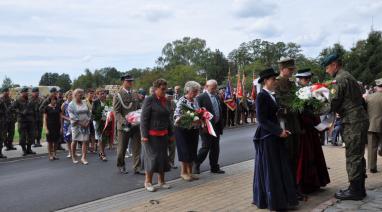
[
  {"left": 33, "top": 144, "right": 42, "bottom": 148},
  {"left": 180, "top": 174, "right": 192, "bottom": 181},
  {"left": 119, "top": 167, "right": 128, "bottom": 174},
  {"left": 211, "top": 169, "right": 225, "bottom": 174},
  {"left": 27, "top": 150, "right": 36, "bottom": 155},
  {"left": 370, "top": 169, "right": 378, "bottom": 173},
  {"left": 5, "top": 146, "right": 17, "bottom": 151},
  {"left": 134, "top": 171, "right": 145, "bottom": 175},
  {"left": 158, "top": 183, "right": 171, "bottom": 189},
  {"left": 81, "top": 159, "right": 89, "bottom": 165},
  {"left": 56, "top": 146, "right": 65, "bottom": 151},
  {"left": 335, "top": 180, "right": 366, "bottom": 200},
  {"left": 22, "top": 152, "right": 28, "bottom": 156},
  {"left": 192, "top": 164, "right": 200, "bottom": 174},
  {"left": 0, "top": 154, "right": 7, "bottom": 159},
  {"left": 144, "top": 183, "right": 156, "bottom": 192}
]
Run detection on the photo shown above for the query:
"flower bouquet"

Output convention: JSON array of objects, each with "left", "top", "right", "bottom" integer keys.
[
  {"left": 123, "top": 109, "right": 142, "bottom": 132},
  {"left": 176, "top": 104, "right": 217, "bottom": 137},
  {"left": 291, "top": 81, "right": 336, "bottom": 114}
]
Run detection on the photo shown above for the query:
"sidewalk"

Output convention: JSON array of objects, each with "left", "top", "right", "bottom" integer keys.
[{"left": 59, "top": 146, "right": 382, "bottom": 212}]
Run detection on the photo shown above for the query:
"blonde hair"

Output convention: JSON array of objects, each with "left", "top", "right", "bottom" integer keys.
[
  {"left": 65, "top": 90, "right": 73, "bottom": 99},
  {"left": 73, "top": 88, "right": 84, "bottom": 97}
]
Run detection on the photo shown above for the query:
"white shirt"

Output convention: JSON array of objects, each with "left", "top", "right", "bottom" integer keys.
[{"left": 263, "top": 88, "right": 276, "bottom": 103}]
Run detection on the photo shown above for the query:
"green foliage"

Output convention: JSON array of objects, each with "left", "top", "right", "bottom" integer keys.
[
  {"left": 1, "top": 76, "right": 13, "bottom": 89},
  {"left": 39, "top": 72, "right": 72, "bottom": 92}
]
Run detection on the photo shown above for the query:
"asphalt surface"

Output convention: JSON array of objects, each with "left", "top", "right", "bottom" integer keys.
[{"left": 0, "top": 125, "right": 256, "bottom": 212}]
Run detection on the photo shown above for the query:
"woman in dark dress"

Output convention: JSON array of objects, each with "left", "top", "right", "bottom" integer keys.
[
  {"left": 44, "top": 97, "right": 62, "bottom": 161},
  {"left": 253, "top": 68, "right": 298, "bottom": 211},
  {"left": 174, "top": 81, "right": 201, "bottom": 181},
  {"left": 140, "top": 79, "right": 175, "bottom": 192},
  {"left": 295, "top": 69, "right": 330, "bottom": 194}
]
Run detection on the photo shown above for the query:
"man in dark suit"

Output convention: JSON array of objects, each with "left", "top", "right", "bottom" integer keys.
[{"left": 193, "top": 79, "right": 225, "bottom": 174}]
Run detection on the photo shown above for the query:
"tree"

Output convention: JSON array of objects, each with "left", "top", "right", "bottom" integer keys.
[
  {"left": 1, "top": 76, "right": 13, "bottom": 89},
  {"left": 157, "top": 37, "right": 209, "bottom": 68},
  {"left": 39, "top": 72, "right": 60, "bottom": 86},
  {"left": 56, "top": 74, "right": 72, "bottom": 92}
]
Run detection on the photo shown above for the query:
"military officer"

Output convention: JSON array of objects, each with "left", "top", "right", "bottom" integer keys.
[
  {"left": 365, "top": 78, "right": 382, "bottom": 173},
  {"left": 0, "top": 88, "right": 8, "bottom": 158},
  {"left": 274, "top": 57, "right": 301, "bottom": 188},
  {"left": 13, "top": 87, "right": 37, "bottom": 156},
  {"left": 1, "top": 87, "right": 17, "bottom": 151},
  {"left": 113, "top": 74, "right": 142, "bottom": 174},
  {"left": 323, "top": 53, "right": 369, "bottom": 200},
  {"left": 30, "top": 87, "right": 43, "bottom": 147}
]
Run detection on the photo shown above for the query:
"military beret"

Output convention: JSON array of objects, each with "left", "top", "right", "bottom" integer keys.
[
  {"left": 321, "top": 53, "right": 339, "bottom": 67},
  {"left": 295, "top": 68, "right": 313, "bottom": 78},
  {"left": 50, "top": 87, "right": 58, "bottom": 93},
  {"left": 278, "top": 57, "right": 296, "bottom": 69},
  {"left": 375, "top": 78, "right": 382, "bottom": 86},
  {"left": 32, "top": 87, "right": 39, "bottom": 92},
  {"left": 166, "top": 88, "right": 174, "bottom": 96},
  {"left": 121, "top": 74, "right": 134, "bottom": 81},
  {"left": 1, "top": 87, "right": 9, "bottom": 92},
  {"left": 20, "top": 87, "right": 29, "bottom": 93}
]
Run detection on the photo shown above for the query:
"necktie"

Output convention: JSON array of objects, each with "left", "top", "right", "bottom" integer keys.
[{"left": 211, "top": 95, "right": 220, "bottom": 122}]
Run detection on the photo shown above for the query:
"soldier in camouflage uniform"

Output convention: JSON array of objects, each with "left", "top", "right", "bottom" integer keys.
[
  {"left": 0, "top": 88, "right": 8, "bottom": 158},
  {"left": 12, "top": 87, "right": 37, "bottom": 156},
  {"left": 1, "top": 87, "right": 17, "bottom": 151},
  {"left": 274, "top": 57, "right": 301, "bottom": 190},
  {"left": 323, "top": 53, "right": 369, "bottom": 200},
  {"left": 31, "top": 87, "right": 44, "bottom": 147}
]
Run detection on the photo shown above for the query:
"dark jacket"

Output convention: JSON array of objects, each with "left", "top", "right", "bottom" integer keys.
[
  {"left": 140, "top": 95, "right": 173, "bottom": 138},
  {"left": 254, "top": 89, "right": 283, "bottom": 141},
  {"left": 196, "top": 92, "right": 224, "bottom": 135}
]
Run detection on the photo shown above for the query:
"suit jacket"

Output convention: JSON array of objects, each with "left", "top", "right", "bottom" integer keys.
[
  {"left": 113, "top": 88, "right": 140, "bottom": 131},
  {"left": 196, "top": 92, "right": 224, "bottom": 135},
  {"left": 366, "top": 92, "right": 382, "bottom": 133},
  {"left": 254, "top": 89, "right": 283, "bottom": 141},
  {"left": 140, "top": 95, "right": 173, "bottom": 138}
]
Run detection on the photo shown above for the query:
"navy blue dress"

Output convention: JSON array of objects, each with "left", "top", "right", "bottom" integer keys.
[{"left": 252, "top": 89, "right": 298, "bottom": 211}]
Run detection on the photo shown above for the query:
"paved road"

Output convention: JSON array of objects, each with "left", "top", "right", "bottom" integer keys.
[{"left": 0, "top": 125, "right": 256, "bottom": 212}]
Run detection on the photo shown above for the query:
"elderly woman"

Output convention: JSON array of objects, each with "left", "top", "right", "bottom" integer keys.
[
  {"left": 253, "top": 68, "right": 298, "bottom": 211},
  {"left": 68, "top": 89, "right": 91, "bottom": 165},
  {"left": 174, "top": 81, "right": 201, "bottom": 181},
  {"left": 141, "top": 79, "right": 175, "bottom": 192},
  {"left": 44, "top": 97, "right": 62, "bottom": 161},
  {"left": 61, "top": 90, "right": 73, "bottom": 158}
]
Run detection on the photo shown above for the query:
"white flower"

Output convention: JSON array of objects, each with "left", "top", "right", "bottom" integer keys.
[
  {"left": 296, "top": 86, "right": 312, "bottom": 100},
  {"left": 193, "top": 116, "right": 199, "bottom": 121},
  {"left": 186, "top": 111, "right": 191, "bottom": 114},
  {"left": 190, "top": 112, "right": 195, "bottom": 117}
]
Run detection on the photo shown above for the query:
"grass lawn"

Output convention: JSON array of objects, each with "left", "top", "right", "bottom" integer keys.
[{"left": 13, "top": 124, "right": 47, "bottom": 144}]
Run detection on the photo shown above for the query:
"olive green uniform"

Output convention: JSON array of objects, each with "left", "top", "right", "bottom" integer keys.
[
  {"left": 31, "top": 96, "right": 44, "bottom": 145},
  {"left": 13, "top": 96, "right": 36, "bottom": 153},
  {"left": 331, "top": 69, "right": 369, "bottom": 182},
  {"left": 1, "top": 96, "right": 17, "bottom": 150},
  {"left": 275, "top": 76, "right": 301, "bottom": 182},
  {"left": 0, "top": 97, "right": 7, "bottom": 156}
]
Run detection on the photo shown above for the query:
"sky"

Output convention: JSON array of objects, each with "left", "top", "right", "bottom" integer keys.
[{"left": 0, "top": 0, "right": 381, "bottom": 86}]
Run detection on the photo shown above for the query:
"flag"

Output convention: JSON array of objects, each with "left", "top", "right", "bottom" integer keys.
[
  {"left": 236, "top": 70, "right": 243, "bottom": 98},
  {"left": 251, "top": 72, "right": 257, "bottom": 100},
  {"left": 224, "top": 70, "right": 237, "bottom": 111}
]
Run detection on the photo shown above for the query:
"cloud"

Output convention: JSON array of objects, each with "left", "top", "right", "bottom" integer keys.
[
  {"left": 233, "top": 0, "right": 277, "bottom": 18},
  {"left": 238, "top": 18, "right": 279, "bottom": 37},
  {"left": 295, "top": 32, "right": 327, "bottom": 48},
  {"left": 133, "top": 4, "right": 174, "bottom": 22}
]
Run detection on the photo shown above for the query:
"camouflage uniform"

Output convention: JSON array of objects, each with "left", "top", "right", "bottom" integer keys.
[
  {"left": 2, "top": 95, "right": 17, "bottom": 150},
  {"left": 30, "top": 96, "right": 44, "bottom": 146},
  {"left": 13, "top": 95, "right": 36, "bottom": 154},
  {"left": 275, "top": 76, "right": 301, "bottom": 183},
  {"left": 331, "top": 69, "right": 369, "bottom": 183},
  {"left": 0, "top": 96, "right": 7, "bottom": 157}
]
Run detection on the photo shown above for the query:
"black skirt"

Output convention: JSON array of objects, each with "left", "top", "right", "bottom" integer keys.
[{"left": 174, "top": 127, "right": 199, "bottom": 163}]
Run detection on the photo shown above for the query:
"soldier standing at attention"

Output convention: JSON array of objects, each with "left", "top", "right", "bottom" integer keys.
[
  {"left": 1, "top": 87, "right": 17, "bottom": 151},
  {"left": 322, "top": 53, "right": 369, "bottom": 200},
  {"left": 0, "top": 88, "right": 8, "bottom": 158},
  {"left": 31, "top": 87, "right": 43, "bottom": 147},
  {"left": 274, "top": 57, "right": 301, "bottom": 192},
  {"left": 113, "top": 74, "right": 142, "bottom": 175},
  {"left": 13, "top": 87, "right": 37, "bottom": 156}
]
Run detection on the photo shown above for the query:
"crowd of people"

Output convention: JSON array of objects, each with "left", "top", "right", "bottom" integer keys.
[{"left": 1, "top": 53, "right": 381, "bottom": 209}]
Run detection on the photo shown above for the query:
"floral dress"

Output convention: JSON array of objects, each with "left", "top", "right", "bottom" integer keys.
[
  {"left": 68, "top": 101, "right": 91, "bottom": 142},
  {"left": 62, "top": 101, "right": 72, "bottom": 143}
]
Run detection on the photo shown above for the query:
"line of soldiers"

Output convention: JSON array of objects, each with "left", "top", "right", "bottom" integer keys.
[{"left": 0, "top": 86, "right": 64, "bottom": 158}]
